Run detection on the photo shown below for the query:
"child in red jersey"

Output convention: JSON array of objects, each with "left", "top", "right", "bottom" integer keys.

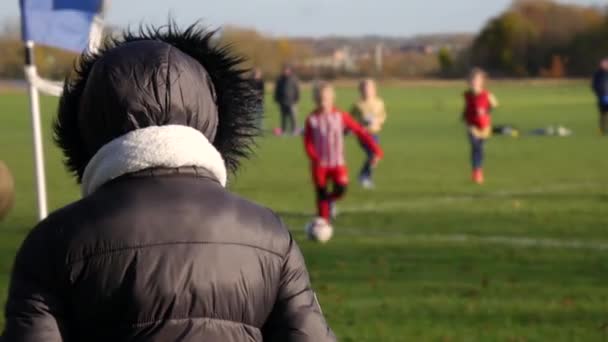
[
  {"left": 462, "top": 68, "right": 498, "bottom": 184},
  {"left": 304, "top": 82, "right": 383, "bottom": 221}
]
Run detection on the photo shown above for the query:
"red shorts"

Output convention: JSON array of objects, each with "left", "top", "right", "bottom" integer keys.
[
  {"left": 312, "top": 165, "right": 349, "bottom": 188},
  {"left": 467, "top": 114, "right": 491, "bottom": 129}
]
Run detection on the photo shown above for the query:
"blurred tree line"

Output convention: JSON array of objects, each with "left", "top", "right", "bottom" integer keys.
[
  {"left": 0, "top": 22, "right": 316, "bottom": 81},
  {"left": 0, "top": 0, "right": 606, "bottom": 80},
  {"left": 217, "top": 26, "right": 314, "bottom": 79},
  {"left": 463, "top": 0, "right": 608, "bottom": 77}
]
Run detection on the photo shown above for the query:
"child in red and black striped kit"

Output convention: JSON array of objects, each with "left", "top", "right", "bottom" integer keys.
[
  {"left": 304, "top": 82, "right": 383, "bottom": 221},
  {"left": 462, "top": 68, "right": 498, "bottom": 184}
]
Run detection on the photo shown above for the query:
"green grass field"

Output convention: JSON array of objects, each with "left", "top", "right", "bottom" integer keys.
[{"left": 1, "top": 81, "right": 607, "bottom": 341}]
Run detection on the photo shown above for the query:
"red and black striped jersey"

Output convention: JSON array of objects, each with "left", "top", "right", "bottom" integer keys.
[{"left": 304, "top": 108, "right": 383, "bottom": 168}]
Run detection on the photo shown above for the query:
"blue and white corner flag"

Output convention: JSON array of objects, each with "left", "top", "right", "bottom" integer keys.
[
  {"left": 20, "top": 0, "right": 105, "bottom": 53},
  {"left": 20, "top": 0, "right": 107, "bottom": 221}
]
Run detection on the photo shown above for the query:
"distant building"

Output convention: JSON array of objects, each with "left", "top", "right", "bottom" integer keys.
[{"left": 300, "top": 46, "right": 358, "bottom": 73}]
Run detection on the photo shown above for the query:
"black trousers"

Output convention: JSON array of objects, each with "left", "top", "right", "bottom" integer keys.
[
  {"left": 599, "top": 107, "right": 608, "bottom": 135},
  {"left": 279, "top": 104, "right": 297, "bottom": 134}
]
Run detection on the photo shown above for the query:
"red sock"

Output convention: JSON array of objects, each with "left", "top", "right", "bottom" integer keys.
[{"left": 317, "top": 199, "right": 330, "bottom": 220}]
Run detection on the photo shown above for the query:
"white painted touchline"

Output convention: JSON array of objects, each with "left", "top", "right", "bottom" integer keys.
[{"left": 338, "top": 229, "right": 608, "bottom": 251}]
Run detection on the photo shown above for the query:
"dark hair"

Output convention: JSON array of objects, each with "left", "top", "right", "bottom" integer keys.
[{"left": 54, "top": 23, "right": 258, "bottom": 182}]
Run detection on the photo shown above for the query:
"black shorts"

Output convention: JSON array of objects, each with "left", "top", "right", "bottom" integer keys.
[{"left": 599, "top": 103, "right": 608, "bottom": 113}]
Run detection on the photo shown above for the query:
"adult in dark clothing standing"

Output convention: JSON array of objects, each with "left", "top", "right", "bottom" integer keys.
[
  {"left": 251, "top": 68, "right": 266, "bottom": 129},
  {"left": 274, "top": 65, "right": 300, "bottom": 135},
  {"left": 592, "top": 58, "right": 608, "bottom": 135},
  {"left": 1, "top": 24, "right": 335, "bottom": 342}
]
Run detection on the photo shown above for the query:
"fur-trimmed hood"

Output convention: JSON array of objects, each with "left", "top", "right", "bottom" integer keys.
[
  {"left": 54, "top": 23, "right": 259, "bottom": 183},
  {"left": 81, "top": 125, "right": 227, "bottom": 196}
]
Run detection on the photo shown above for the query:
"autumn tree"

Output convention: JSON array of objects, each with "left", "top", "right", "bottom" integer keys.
[
  {"left": 218, "top": 26, "right": 312, "bottom": 79},
  {"left": 566, "top": 18, "right": 608, "bottom": 75},
  {"left": 470, "top": 0, "right": 605, "bottom": 76}
]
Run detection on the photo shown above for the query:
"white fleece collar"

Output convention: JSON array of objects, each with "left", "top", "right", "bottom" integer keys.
[{"left": 81, "top": 125, "right": 227, "bottom": 196}]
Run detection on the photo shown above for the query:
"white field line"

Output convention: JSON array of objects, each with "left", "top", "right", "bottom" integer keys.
[
  {"left": 338, "top": 229, "right": 608, "bottom": 251},
  {"left": 335, "top": 182, "right": 607, "bottom": 213},
  {"left": 274, "top": 182, "right": 606, "bottom": 214},
  {"left": 283, "top": 182, "right": 607, "bottom": 250}
]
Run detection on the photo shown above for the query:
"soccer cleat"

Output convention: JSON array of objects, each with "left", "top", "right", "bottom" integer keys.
[
  {"left": 472, "top": 168, "right": 484, "bottom": 184},
  {"left": 360, "top": 177, "right": 375, "bottom": 190}
]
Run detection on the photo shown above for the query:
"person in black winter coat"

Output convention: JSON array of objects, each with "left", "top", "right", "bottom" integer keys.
[
  {"left": 274, "top": 65, "right": 300, "bottom": 135},
  {"left": 1, "top": 24, "right": 335, "bottom": 342},
  {"left": 592, "top": 57, "right": 608, "bottom": 135}
]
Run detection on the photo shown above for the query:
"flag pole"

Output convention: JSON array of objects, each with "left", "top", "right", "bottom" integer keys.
[{"left": 24, "top": 40, "right": 48, "bottom": 220}]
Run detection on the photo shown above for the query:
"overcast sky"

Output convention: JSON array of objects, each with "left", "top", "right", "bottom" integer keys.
[{"left": 1, "top": 0, "right": 605, "bottom": 37}]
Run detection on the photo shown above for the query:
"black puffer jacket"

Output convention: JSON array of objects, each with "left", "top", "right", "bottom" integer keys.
[
  {"left": 2, "top": 25, "right": 335, "bottom": 342},
  {"left": 274, "top": 74, "right": 300, "bottom": 106},
  {"left": 3, "top": 169, "right": 333, "bottom": 342}
]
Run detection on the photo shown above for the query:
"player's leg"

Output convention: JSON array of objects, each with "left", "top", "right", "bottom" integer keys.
[
  {"left": 326, "top": 167, "right": 349, "bottom": 219},
  {"left": 358, "top": 139, "right": 371, "bottom": 183},
  {"left": 469, "top": 133, "right": 484, "bottom": 183},
  {"left": 359, "top": 134, "right": 378, "bottom": 188},
  {"left": 280, "top": 105, "right": 288, "bottom": 135},
  {"left": 316, "top": 187, "right": 331, "bottom": 220},
  {"left": 329, "top": 182, "right": 347, "bottom": 202},
  {"left": 313, "top": 166, "right": 331, "bottom": 220},
  {"left": 329, "top": 184, "right": 346, "bottom": 220},
  {"left": 287, "top": 105, "right": 297, "bottom": 135},
  {"left": 328, "top": 166, "right": 349, "bottom": 202}
]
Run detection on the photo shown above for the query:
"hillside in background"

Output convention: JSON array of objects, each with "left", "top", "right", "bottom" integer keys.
[{"left": 0, "top": 0, "right": 606, "bottom": 80}]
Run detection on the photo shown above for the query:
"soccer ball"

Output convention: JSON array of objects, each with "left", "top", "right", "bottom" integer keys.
[{"left": 305, "top": 217, "right": 333, "bottom": 243}]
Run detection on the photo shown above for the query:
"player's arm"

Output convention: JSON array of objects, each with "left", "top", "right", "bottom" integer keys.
[
  {"left": 347, "top": 104, "right": 364, "bottom": 134},
  {"left": 303, "top": 119, "right": 319, "bottom": 164},
  {"left": 262, "top": 234, "right": 336, "bottom": 342},
  {"left": 2, "top": 225, "right": 67, "bottom": 342},
  {"left": 342, "top": 112, "right": 383, "bottom": 159},
  {"left": 488, "top": 92, "right": 499, "bottom": 110}
]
